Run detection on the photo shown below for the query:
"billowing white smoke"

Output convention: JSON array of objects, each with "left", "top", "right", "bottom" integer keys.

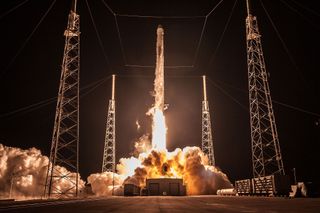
[
  {"left": 132, "top": 134, "right": 151, "bottom": 157},
  {"left": 88, "top": 144, "right": 232, "bottom": 195},
  {"left": 0, "top": 144, "right": 85, "bottom": 200},
  {"left": 123, "top": 146, "right": 232, "bottom": 195},
  {"left": 86, "top": 136, "right": 150, "bottom": 196},
  {"left": 87, "top": 172, "right": 125, "bottom": 196}
]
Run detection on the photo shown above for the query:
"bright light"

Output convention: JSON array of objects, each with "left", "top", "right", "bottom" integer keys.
[{"left": 151, "top": 108, "right": 167, "bottom": 151}]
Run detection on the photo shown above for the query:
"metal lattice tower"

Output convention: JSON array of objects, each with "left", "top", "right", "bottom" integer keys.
[
  {"left": 246, "top": 0, "right": 284, "bottom": 178},
  {"left": 102, "top": 75, "right": 116, "bottom": 173},
  {"left": 201, "top": 76, "right": 215, "bottom": 166},
  {"left": 44, "top": 0, "right": 80, "bottom": 198}
]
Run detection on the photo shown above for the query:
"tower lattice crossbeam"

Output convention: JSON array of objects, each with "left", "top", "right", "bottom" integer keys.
[
  {"left": 102, "top": 75, "right": 116, "bottom": 173},
  {"left": 246, "top": 0, "right": 284, "bottom": 178},
  {"left": 44, "top": 4, "right": 80, "bottom": 198},
  {"left": 201, "top": 76, "right": 215, "bottom": 167}
]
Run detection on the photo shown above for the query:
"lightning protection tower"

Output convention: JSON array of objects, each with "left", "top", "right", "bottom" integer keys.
[
  {"left": 102, "top": 75, "right": 116, "bottom": 173},
  {"left": 201, "top": 75, "right": 215, "bottom": 166},
  {"left": 44, "top": 0, "right": 80, "bottom": 198},
  {"left": 245, "top": 0, "right": 284, "bottom": 177}
]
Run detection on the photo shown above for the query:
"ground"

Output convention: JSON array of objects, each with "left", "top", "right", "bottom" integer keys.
[{"left": 0, "top": 196, "right": 319, "bottom": 213}]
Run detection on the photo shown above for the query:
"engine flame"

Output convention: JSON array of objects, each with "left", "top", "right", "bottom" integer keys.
[{"left": 151, "top": 108, "right": 167, "bottom": 151}]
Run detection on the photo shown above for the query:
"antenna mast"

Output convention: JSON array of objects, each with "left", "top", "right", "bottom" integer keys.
[
  {"left": 245, "top": 0, "right": 284, "bottom": 177},
  {"left": 44, "top": 0, "right": 80, "bottom": 198}
]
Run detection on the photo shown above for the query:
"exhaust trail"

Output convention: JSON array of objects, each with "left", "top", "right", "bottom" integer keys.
[{"left": 149, "top": 25, "right": 167, "bottom": 151}]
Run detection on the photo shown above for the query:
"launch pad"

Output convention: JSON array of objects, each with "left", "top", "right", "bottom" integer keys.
[{"left": 1, "top": 196, "right": 320, "bottom": 213}]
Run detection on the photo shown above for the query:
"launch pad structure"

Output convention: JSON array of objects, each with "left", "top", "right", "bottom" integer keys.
[
  {"left": 201, "top": 75, "right": 215, "bottom": 167},
  {"left": 44, "top": 0, "right": 80, "bottom": 198},
  {"left": 232, "top": 0, "right": 288, "bottom": 197},
  {"left": 245, "top": 0, "right": 284, "bottom": 178},
  {"left": 102, "top": 74, "right": 116, "bottom": 173}
]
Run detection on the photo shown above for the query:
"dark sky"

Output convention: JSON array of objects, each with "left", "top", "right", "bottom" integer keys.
[{"left": 0, "top": 0, "right": 319, "bottom": 183}]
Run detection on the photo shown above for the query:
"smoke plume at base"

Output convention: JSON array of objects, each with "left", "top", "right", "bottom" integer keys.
[
  {"left": 0, "top": 144, "right": 85, "bottom": 200},
  {"left": 88, "top": 146, "right": 232, "bottom": 196},
  {"left": 87, "top": 172, "right": 125, "bottom": 196}
]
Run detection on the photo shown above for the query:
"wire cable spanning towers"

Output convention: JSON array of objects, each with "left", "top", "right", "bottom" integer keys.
[
  {"left": 102, "top": 75, "right": 116, "bottom": 173},
  {"left": 245, "top": 0, "right": 285, "bottom": 178},
  {"left": 44, "top": 0, "right": 80, "bottom": 198},
  {"left": 201, "top": 75, "right": 215, "bottom": 166}
]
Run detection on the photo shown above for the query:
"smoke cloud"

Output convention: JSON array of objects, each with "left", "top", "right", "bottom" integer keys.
[
  {"left": 124, "top": 146, "right": 232, "bottom": 195},
  {"left": 88, "top": 146, "right": 232, "bottom": 196},
  {"left": 87, "top": 172, "right": 124, "bottom": 196},
  {"left": 132, "top": 134, "right": 151, "bottom": 157},
  {"left": 0, "top": 144, "right": 85, "bottom": 200}
]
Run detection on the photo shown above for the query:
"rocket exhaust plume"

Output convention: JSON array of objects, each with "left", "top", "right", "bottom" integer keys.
[{"left": 148, "top": 24, "right": 167, "bottom": 151}]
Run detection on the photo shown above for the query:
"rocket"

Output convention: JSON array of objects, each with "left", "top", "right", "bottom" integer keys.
[{"left": 154, "top": 25, "right": 165, "bottom": 111}]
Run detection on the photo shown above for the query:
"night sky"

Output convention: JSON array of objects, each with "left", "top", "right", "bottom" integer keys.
[{"left": 0, "top": 0, "right": 319, "bottom": 184}]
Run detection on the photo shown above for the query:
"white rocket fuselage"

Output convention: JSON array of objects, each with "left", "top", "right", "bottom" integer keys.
[{"left": 154, "top": 25, "right": 165, "bottom": 111}]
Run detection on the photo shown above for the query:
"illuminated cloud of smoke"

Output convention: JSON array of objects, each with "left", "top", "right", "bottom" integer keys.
[
  {"left": 0, "top": 144, "right": 85, "bottom": 200},
  {"left": 132, "top": 134, "right": 151, "bottom": 157},
  {"left": 88, "top": 146, "right": 232, "bottom": 196},
  {"left": 124, "top": 146, "right": 232, "bottom": 195},
  {"left": 87, "top": 172, "right": 125, "bottom": 196}
]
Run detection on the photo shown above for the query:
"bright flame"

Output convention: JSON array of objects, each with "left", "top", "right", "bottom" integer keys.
[
  {"left": 117, "top": 157, "right": 142, "bottom": 177},
  {"left": 151, "top": 108, "right": 167, "bottom": 150}
]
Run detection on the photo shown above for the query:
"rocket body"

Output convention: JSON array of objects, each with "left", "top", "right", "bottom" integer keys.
[{"left": 154, "top": 25, "right": 165, "bottom": 111}]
